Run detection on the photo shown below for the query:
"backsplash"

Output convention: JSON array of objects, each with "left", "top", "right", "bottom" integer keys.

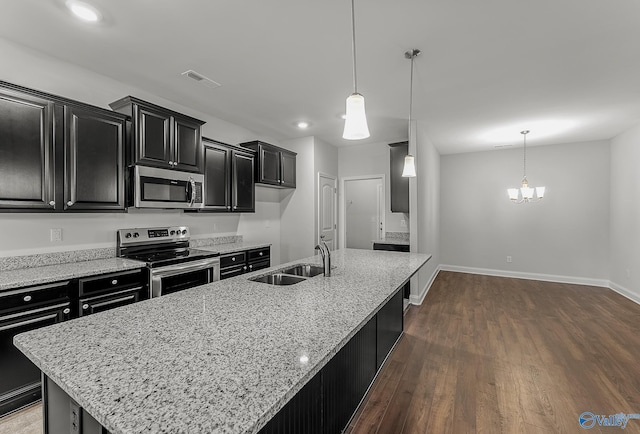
[
  {"left": 0, "top": 235, "right": 244, "bottom": 271},
  {"left": 385, "top": 232, "right": 410, "bottom": 242}
]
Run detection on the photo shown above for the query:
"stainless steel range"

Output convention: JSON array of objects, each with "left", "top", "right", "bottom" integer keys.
[{"left": 117, "top": 226, "right": 220, "bottom": 298}]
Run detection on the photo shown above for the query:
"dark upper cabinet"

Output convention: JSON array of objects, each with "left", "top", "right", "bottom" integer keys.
[
  {"left": 200, "top": 138, "right": 255, "bottom": 213},
  {"left": 240, "top": 141, "right": 296, "bottom": 188},
  {"left": 0, "top": 87, "right": 55, "bottom": 210},
  {"left": 64, "top": 105, "right": 125, "bottom": 211},
  {"left": 109, "top": 96, "right": 204, "bottom": 173},
  {"left": 0, "top": 81, "right": 127, "bottom": 212},
  {"left": 232, "top": 149, "right": 255, "bottom": 212},
  {"left": 389, "top": 141, "right": 409, "bottom": 213}
]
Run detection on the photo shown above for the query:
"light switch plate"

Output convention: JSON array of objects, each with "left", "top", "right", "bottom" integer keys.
[{"left": 50, "top": 228, "right": 62, "bottom": 242}]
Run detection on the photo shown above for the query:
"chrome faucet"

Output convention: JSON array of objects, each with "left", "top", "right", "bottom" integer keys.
[{"left": 314, "top": 240, "right": 331, "bottom": 276}]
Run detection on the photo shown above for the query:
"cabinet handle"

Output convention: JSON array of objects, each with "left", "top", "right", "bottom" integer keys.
[
  {"left": 63, "top": 308, "right": 71, "bottom": 315},
  {"left": 231, "top": 257, "right": 236, "bottom": 262},
  {"left": 67, "top": 201, "right": 74, "bottom": 206},
  {"left": 227, "top": 206, "right": 231, "bottom": 210},
  {"left": 233, "top": 206, "right": 237, "bottom": 210},
  {"left": 49, "top": 201, "right": 55, "bottom": 207},
  {"left": 169, "top": 161, "right": 174, "bottom": 166},
  {"left": 259, "top": 252, "right": 263, "bottom": 256},
  {"left": 249, "top": 264, "right": 253, "bottom": 270},
  {"left": 82, "top": 304, "right": 89, "bottom": 310},
  {"left": 23, "top": 295, "right": 32, "bottom": 302},
  {"left": 278, "top": 179, "right": 281, "bottom": 184},
  {"left": 111, "top": 279, "right": 118, "bottom": 285},
  {"left": 243, "top": 266, "right": 247, "bottom": 271}
]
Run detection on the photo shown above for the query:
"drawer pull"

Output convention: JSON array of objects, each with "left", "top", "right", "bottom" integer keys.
[
  {"left": 259, "top": 252, "right": 263, "bottom": 256},
  {"left": 232, "top": 257, "right": 236, "bottom": 262},
  {"left": 63, "top": 308, "right": 71, "bottom": 315},
  {"left": 82, "top": 304, "right": 89, "bottom": 310},
  {"left": 67, "top": 201, "right": 74, "bottom": 206},
  {"left": 249, "top": 264, "right": 253, "bottom": 270},
  {"left": 111, "top": 279, "right": 118, "bottom": 285},
  {"left": 23, "top": 295, "right": 32, "bottom": 302},
  {"left": 243, "top": 266, "right": 247, "bottom": 271}
]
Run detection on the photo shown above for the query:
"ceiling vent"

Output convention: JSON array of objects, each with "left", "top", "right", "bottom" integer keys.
[{"left": 181, "top": 70, "right": 221, "bottom": 89}]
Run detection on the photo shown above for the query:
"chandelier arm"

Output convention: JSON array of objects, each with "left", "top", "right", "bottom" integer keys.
[{"left": 350, "top": 0, "right": 358, "bottom": 94}]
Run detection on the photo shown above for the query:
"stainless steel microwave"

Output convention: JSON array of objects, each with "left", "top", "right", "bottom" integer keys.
[{"left": 133, "top": 165, "right": 204, "bottom": 209}]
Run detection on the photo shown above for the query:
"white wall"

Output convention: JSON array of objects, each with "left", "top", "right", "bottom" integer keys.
[
  {"left": 409, "top": 121, "right": 441, "bottom": 303},
  {"left": 279, "top": 137, "right": 315, "bottom": 263},
  {"left": 440, "top": 140, "right": 610, "bottom": 284},
  {"left": 0, "top": 38, "right": 281, "bottom": 261},
  {"left": 609, "top": 125, "right": 640, "bottom": 302},
  {"left": 338, "top": 142, "right": 409, "bottom": 235}
]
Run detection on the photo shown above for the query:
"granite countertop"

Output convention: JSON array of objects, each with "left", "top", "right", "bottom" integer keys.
[
  {"left": 373, "top": 238, "right": 411, "bottom": 246},
  {"left": 197, "top": 241, "right": 272, "bottom": 255},
  {"left": 14, "top": 248, "right": 431, "bottom": 434},
  {"left": 0, "top": 258, "right": 146, "bottom": 292}
]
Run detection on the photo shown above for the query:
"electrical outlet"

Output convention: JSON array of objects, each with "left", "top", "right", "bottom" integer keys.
[
  {"left": 506, "top": 256, "right": 512, "bottom": 263},
  {"left": 400, "top": 219, "right": 406, "bottom": 228},
  {"left": 50, "top": 228, "right": 62, "bottom": 242}
]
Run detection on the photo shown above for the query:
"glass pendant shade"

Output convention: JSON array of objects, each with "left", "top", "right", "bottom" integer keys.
[
  {"left": 507, "top": 188, "right": 519, "bottom": 201},
  {"left": 402, "top": 155, "right": 416, "bottom": 177},
  {"left": 342, "top": 93, "right": 370, "bottom": 140},
  {"left": 536, "top": 186, "right": 546, "bottom": 198}
]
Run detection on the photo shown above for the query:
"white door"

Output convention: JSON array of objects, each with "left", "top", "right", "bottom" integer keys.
[
  {"left": 318, "top": 173, "right": 337, "bottom": 250},
  {"left": 343, "top": 176, "right": 384, "bottom": 249}
]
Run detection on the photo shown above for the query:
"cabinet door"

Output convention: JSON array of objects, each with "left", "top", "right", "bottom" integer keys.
[
  {"left": 64, "top": 106, "right": 125, "bottom": 211},
  {"left": 173, "top": 115, "right": 203, "bottom": 173},
  {"left": 376, "top": 288, "right": 403, "bottom": 369},
  {"left": 232, "top": 150, "right": 255, "bottom": 212},
  {"left": 203, "top": 141, "right": 231, "bottom": 210},
  {"left": 135, "top": 105, "right": 172, "bottom": 168},
  {"left": 258, "top": 145, "right": 281, "bottom": 185},
  {"left": 0, "top": 89, "right": 55, "bottom": 210},
  {"left": 280, "top": 151, "right": 296, "bottom": 188}
]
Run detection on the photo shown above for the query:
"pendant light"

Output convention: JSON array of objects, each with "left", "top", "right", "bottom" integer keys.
[
  {"left": 342, "top": 0, "right": 370, "bottom": 140},
  {"left": 402, "top": 49, "right": 420, "bottom": 177},
  {"left": 507, "top": 130, "right": 545, "bottom": 203}
]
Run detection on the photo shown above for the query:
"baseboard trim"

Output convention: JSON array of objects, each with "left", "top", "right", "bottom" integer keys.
[
  {"left": 438, "top": 265, "right": 610, "bottom": 288},
  {"left": 409, "top": 266, "right": 440, "bottom": 305},
  {"left": 609, "top": 281, "right": 640, "bottom": 306}
]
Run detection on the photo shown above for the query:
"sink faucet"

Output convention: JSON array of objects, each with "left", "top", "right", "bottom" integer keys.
[{"left": 314, "top": 240, "right": 331, "bottom": 276}]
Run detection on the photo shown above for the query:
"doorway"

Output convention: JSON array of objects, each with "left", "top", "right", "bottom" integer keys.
[
  {"left": 317, "top": 173, "right": 337, "bottom": 251},
  {"left": 340, "top": 175, "right": 385, "bottom": 249}
]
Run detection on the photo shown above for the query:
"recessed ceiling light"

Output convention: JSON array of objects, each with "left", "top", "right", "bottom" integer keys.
[
  {"left": 66, "top": 0, "right": 102, "bottom": 22},
  {"left": 296, "top": 121, "right": 310, "bottom": 129}
]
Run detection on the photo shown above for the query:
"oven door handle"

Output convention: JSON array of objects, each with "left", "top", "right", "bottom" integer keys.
[{"left": 151, "top": 258, "right": 220, "bottom": 278}]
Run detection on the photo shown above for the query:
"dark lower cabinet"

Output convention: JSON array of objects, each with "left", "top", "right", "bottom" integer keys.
[
  {"left": 44, "top": 376, "right": 109, "bottom": 434},
  {"left": 220, "top": 247, "right": 270, "bottom": 279},
  {"left": 258, "top": 288, "right": 403, "bottom": 434}
]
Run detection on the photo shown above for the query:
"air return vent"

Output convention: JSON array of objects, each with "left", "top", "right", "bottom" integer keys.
[{"left": 181, "top": 70, "right": 221, "bottom": 89}]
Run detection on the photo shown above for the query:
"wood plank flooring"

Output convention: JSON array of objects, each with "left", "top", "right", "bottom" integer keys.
[{"left": 347, "top": 271, "right": 640, "bottom": 434}]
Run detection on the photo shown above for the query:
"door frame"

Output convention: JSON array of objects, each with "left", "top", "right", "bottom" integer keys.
[
  {"left": 339, "top": 174, "right": 386, "bottom": 250},
  {"left": 317, "top": 172, "right": 338, "bottom": 249}
]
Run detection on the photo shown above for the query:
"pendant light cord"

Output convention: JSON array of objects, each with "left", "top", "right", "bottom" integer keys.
[
  {"left": 350, "top": 0, "right": 358, "bottom": 94},
  {"left": 409, "top": 54, "right": 414, "bottom": 124},
  {"left": 521, "top": 130, "right": 529, "bottom": 179}
]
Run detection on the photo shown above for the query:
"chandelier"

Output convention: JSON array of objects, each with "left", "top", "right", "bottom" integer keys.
[{"left": 507, "top": 130, "right": 545, "bottom": 203}]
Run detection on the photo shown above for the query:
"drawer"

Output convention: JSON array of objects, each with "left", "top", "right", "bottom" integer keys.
[
  {"left": 78, "top": 269, "right": 146, "bottom": 297},
  {"left": 220, "top": 252, "right": 247, "bottom": 269},
  {"left": 248, "top": 247, "right": 270, "bottom": 262},
  {"left": 248, "top": 259, "right": 270, "bottom": 272},
  {"left": 0, "top": 281, "right": 72, "bottom": 316},
  {"left": 220, "top": 265, "right": 246, "bottom": 280},
  {"left": 78, "top": 287, "right": 142, "bottom": 317}
]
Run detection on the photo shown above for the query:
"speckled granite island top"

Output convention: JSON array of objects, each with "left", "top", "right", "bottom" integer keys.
[
  {"left": 14, "top": 249, "right": 431, "bottom": 434},
  {"left": 0, "top": 258, "right": 146, "bottom": 291}
]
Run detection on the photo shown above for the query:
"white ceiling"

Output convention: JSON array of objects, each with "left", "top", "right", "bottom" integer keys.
[{"left": 2, "top": 0, "right": 640, "bottom": 154}]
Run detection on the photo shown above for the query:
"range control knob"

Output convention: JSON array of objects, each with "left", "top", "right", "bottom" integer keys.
[
  {"left": 125, "top": 233, "right": 132, "bottom": 239},
  {"left": 133, "top": 232, "right": 140, "bottom": 238},
  {"left": 170, "top": 230, "right": 175, "bottom": 235},
  {"left": 181, "top": 229, "right": 187, "bottom": 235}
]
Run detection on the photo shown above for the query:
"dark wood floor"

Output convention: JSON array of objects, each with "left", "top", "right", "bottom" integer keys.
[{"left": 347, "top": 271, "right": 640, "bottom": 434}]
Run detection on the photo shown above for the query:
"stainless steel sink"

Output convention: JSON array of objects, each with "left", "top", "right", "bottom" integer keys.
[
  {"left": 250, "top": 273, "right": 308, "bottom": 285},
  {"left": 279, "top": 264, "right": 325, "bottom": 278},
  {"left": 249, "top": 263, "right": 326, "bottom": 286}
]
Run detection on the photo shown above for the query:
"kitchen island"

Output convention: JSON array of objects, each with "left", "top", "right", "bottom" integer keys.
[{"left": 14, "top": 248, "right": 430, "bottom": 434}]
